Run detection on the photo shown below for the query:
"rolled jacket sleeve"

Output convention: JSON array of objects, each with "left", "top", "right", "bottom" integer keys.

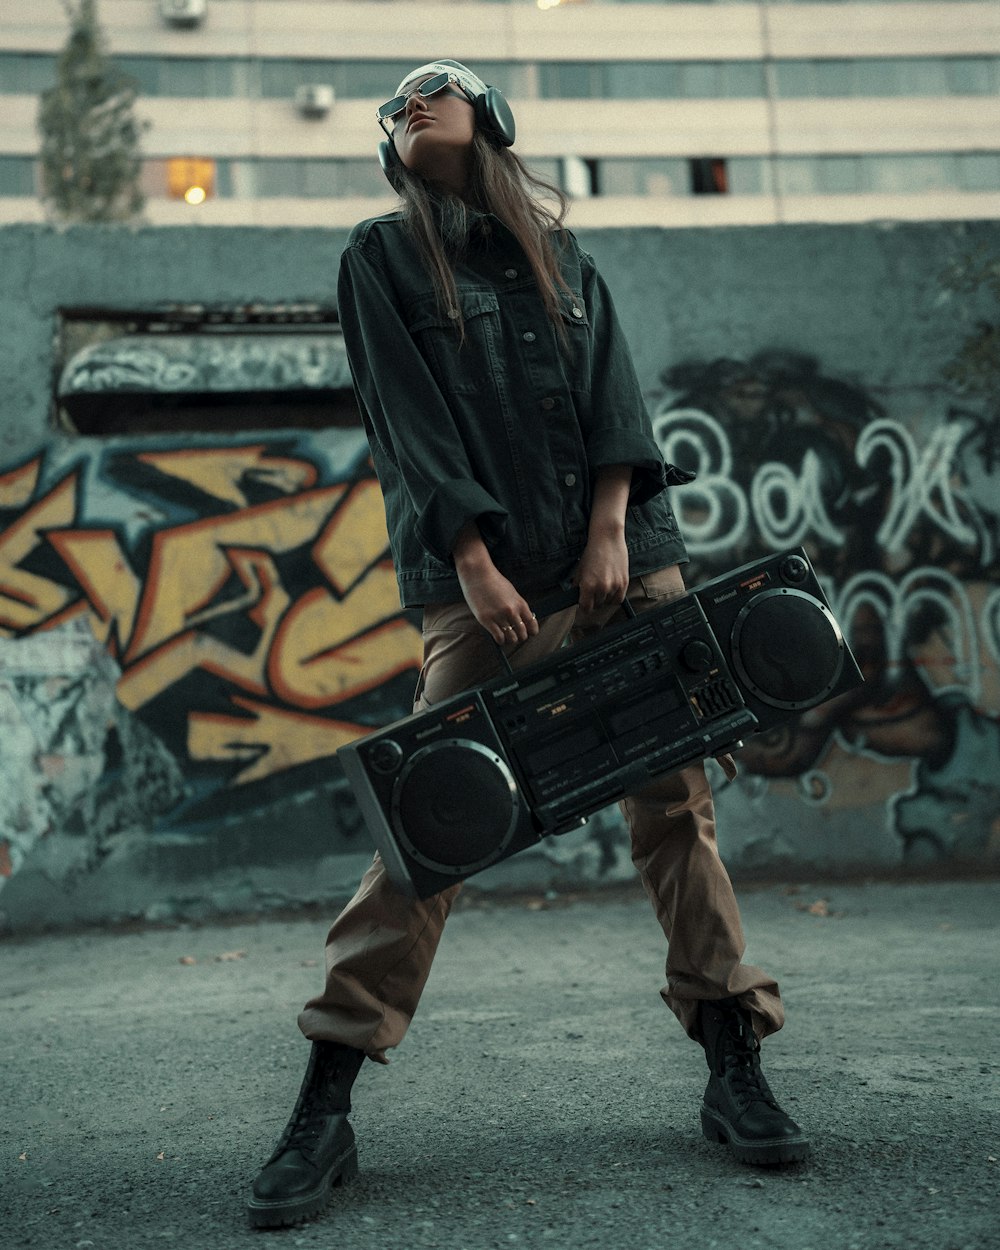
[
  {"left": 578, "top": 249, "right": 692, "bottom": 505},
  {"left": 337, "top": 242, "right": 508, "bottom": 562}
]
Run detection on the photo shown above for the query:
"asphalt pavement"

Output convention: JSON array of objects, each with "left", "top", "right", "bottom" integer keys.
[{"left": 3, "top": 877, "right": 999, "bottom": 1250}]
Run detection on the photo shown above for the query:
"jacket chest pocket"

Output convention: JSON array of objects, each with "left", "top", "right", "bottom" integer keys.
[
  {"left": 406, "top": 289, "right": 501, "bottom": 397},
  {"left": 558, "top": 292, "right": 591, "bottom": 392}
]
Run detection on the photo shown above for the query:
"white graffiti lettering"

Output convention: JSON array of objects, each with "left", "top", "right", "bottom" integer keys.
[
  {"left": 650, "top": 407, "right": 748, "bottom": 555},
  {"left": 833, "top": 567, "right": 981, "bottom": 701},
  {"left": 751, "top": 450, "right": 845, "bottom": 549},
  {"left": 654, "top": 404, "right": 989, "bottom": 566},
  {"left": 855, "top": 418, "right": 979, "bottom": 555}
]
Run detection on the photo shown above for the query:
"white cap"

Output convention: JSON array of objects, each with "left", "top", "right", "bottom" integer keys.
[{"left": 394, "top": 60, "right": 488, "bottom": 100}]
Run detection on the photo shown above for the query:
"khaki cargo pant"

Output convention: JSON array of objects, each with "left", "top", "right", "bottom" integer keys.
[{"left": 298, "top": 565, "right": 784, "bottom": 1062}]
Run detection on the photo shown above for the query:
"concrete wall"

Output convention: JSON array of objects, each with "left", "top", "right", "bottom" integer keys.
[{"left": 0, "top": 219, "right": 997, "bottom": 932}]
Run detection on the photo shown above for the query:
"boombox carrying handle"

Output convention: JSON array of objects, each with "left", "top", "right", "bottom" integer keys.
[{"left": 494, "top": 582, "right": 637, "bottom": 676}]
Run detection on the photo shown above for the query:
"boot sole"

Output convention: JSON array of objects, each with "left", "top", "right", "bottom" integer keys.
[
  {"left": 700, "top": 1106, "right": 811, "bottom": 1166},
  {"left": 246, "top": 1142, "right": 359, "bottom": 1228}
]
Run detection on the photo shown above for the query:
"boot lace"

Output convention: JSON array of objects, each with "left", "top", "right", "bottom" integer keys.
[
  {"left": 721, "top": 1014, "right": 780, "bottom": 1111},
  {"left": 281, "top": 1088, "right": 332, "bottom": 1163},
  {"left": 274, "top": 1050, "right": 353, "bottom": 1165}
]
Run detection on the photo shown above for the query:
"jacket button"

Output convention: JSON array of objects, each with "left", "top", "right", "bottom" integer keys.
[
  {"left": 564, "top": 473, "right": 577, "bottom": 487},
  {"left": 522, "top": 331, "right": 536, "bottom": 342},
  {"left": 571, "top": 307, "right": 584, "bottom": 318},
  {"left": 540, "top": 397, "right": 555, "bottom": 411},
  {"left": 505, "top": 268, "right": 518, "bottom": 279}
]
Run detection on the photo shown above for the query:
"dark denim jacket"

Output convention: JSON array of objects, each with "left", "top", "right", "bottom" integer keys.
[{"left": 336, "top": 209, "right": 691, "bottom": 607}]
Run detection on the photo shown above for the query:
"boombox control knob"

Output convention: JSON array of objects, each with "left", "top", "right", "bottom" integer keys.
[
  {"left": 779, "top": 554, "right": 809, "bottom": 584},
  {"left": 680, "top": 639, "right": 715, "bottom": 672},
  {"left": 368, "top": 739, "right": 404, "bottom": 775}
]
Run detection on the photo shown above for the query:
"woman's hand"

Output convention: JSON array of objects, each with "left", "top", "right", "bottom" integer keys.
[
  {"left": 575, "top": 526, "right": 630, "bottom": 613},
  {"left": 453, "top": 522, "right": 539, "bottom": 645},
  {"left": 574, "top": 464, "right": 633, "bottom": 613}
]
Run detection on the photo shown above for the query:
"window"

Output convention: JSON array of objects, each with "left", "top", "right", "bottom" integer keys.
[
  {"left": 850, "top": 60, "right": 905, "bottom": 96},
  {"left": 0, "top": 52, "right": 55, "bottom": 94},
  {"left": 774, "top": 61, "right": 817, "bottom": 97},
  {"left": 261, "top": 60, "right": 304, "bottom": 98},
  {"left": 255, "top": 159, "right": 304, "bottom": 198},
  {"left": 525, "top": 158, "right": 562, "bottom": 187},
  {"left": 869, "top": 154, "right": 956, "bottom": 193},
  {"left": 0, "top": 156, "right": 36, "bottom": 197},
  {"left": 815, "top": 156, "right": 864, "bottom": 194},
  {"left": 166, "top": 157, "right": 216, "bottom": 204},
  {"left": 679, "top": 63, "right": 723, "bottom": 99},
  {"left": 600, "top": 158, "right": 687, "bottom": 196},
  {"left": 689, "top": 158, "right": 729, "bottom": 195},
  {"left": 946, "top": 59, "right": 999, "bottom": 95},
  {"left": 335, "top": 161, "right": 393, "bottom": 198},
  {"left": 539, "top": 63, "right": 605, "bottom": 99},
  {"left": 776, "top": 158, "right": 820, "bottom": 197},
  {"left": 956, "top": 153, "right": 1000, "bottom": 191},
  {"left": 812, "top": 60, "right": 858, "bottom": 97},
  {"left": 562, "top": 156, "right": 600, "bottom": 197},
  {"left": 160, "top": 58, "right": 212, "bottom": 97},
  {"left": 336, "top": 61, "right": 412, "bottom": 98},
  {"left": 727, "top": 158, "right": 769, "bottom": 195},
  {"left": 606, "top": 62, "right": 681, "bottom": 99},
  {"left": 897, "top": 60, "right": 950, "bottom": 95},
  {"left": 720, "top": 62, "right": 766, "bottom": 98},
  {"left": 117, "top": 56, "right": 161, "bottom": 96},
  {"left": 473, "top": 63, "right": 535, "bottom": 100}
]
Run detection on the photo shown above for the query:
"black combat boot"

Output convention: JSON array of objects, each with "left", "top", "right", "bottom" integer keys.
[
  {"left": 698, "top": 997, "right": 810, "bottom": 1166},
  {"left": 247, "top": 1041, "right": 366, "bottom": 1228}
]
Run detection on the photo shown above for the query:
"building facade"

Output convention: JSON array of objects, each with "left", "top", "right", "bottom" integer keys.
[{"left": 1, "top": 0, "right": 999, "bottom": 227}]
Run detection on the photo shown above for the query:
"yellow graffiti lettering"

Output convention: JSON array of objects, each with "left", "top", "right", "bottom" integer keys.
[
  {"left": 0, "top": 475, "right": 79, "bottom": 635},
  {"left": 125, "top": 484, "right": 347, "bottom": 663},
  {"left": 45, "top": 530, "right": 141, "bottom": 656},
  {"left": 313, "top": 479, "right": 391, "bottom": 594},
  {"left": 116, "top": 550, "right": 290, "bottom": 711},
  {"left": 0, "top": 459, "right": 41, "bottom": 509},
  {"left": 270, "top": 565, "right": 419, "bottom": 709},
  {"left": 187, "top": 696, "right": 368, "bottom": 785},
  {"left": 137, "top": 447, "right": 318, "bottom": 509}
]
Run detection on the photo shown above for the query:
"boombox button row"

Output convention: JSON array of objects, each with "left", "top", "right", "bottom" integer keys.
[{"left": 631, "top": 652, "right": 664, "bottom": 677}]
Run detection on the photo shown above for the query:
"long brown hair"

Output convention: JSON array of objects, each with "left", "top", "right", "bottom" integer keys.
[{"left": 395, "top": 132, "right": 574, "bottom": 340}]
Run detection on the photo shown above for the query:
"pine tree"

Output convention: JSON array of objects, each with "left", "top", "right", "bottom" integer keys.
[{"left": 37, "top": 0, "right": 146, "bottom": 224}]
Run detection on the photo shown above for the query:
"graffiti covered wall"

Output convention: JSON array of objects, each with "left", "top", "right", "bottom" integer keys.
[
  {"left": 651, "top": 357, "right": 999, "bottom": 871},
  {"left": 0, "top": 439, "right": 421, "bottom": 895},
  {"left": 0, "top": 221, "right": 996, "bottom": 930}
]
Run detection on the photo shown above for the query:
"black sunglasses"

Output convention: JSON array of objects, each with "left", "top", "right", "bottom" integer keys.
[{"left": 376, "top": 72, "right": 475, "bottom": 136}]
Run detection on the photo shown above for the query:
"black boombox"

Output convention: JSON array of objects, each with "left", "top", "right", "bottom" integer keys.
[{"left": 338, "top": 548, "right": 863, "bottom": 897}]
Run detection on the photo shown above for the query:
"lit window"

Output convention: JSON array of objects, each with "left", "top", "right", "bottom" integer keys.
[{"left": 167, "top": 157, "right": 216, "bottom": 204}]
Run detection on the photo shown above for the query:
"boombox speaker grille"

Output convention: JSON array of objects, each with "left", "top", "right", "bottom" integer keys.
[
  {"left": 392, "top": 740, "right": 520, "bottom": 873},
  {"left": 732, "top": 588, "right": 845, "bottom": 710}
]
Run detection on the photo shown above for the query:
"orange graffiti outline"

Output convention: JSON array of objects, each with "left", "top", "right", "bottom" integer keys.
[
  {"left": 204, "top": 692, "right": 370, "bottom": 737},
  {"left": 137, "top": 446, "right": 320, "bottom": 496},
  {"left": 267, "top": 589, "right": 418, "bottom": 711},
  {"left": 311, "top": 478, "right": 390, "bottom": 596},
  {"left": 0, "top": 472, "right": 83, "bottom": 632},
  {"left": 44, "top": 528, "right": 138, "bottom": 660},
  {"left": 221, "top": 546, "right": 284, "bottom": 631},
  {"left": 188, "top": 693, "right": 371, "bottom": 785},
  {"left": 118, "top": 626, "right": 272, "bottom": 706},
  {"left": 122, "top": 482, "right": 347, "bottom": 665},
  {"left": 0, "top": 455, "right": 42, "bottom": 507}
]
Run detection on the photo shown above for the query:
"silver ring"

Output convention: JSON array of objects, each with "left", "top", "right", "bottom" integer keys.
[{"left": 504, "top": 625, "right": 515, "bottom": 633}]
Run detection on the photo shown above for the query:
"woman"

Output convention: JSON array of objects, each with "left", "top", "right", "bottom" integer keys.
[{"left": 247, "top": 60, "right": 809, "bottom": 1230}]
